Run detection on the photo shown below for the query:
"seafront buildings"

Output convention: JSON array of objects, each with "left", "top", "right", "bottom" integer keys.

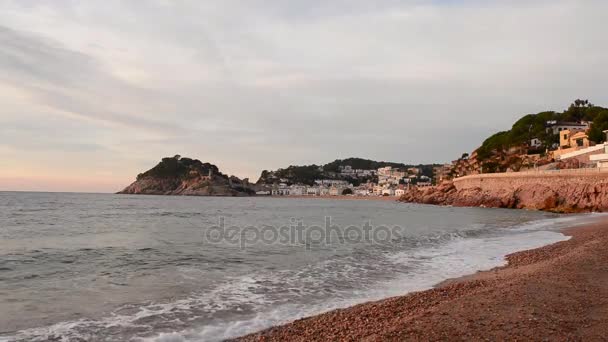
[{"left": 263, "top": 165, "right": 431, "bottom": 197}]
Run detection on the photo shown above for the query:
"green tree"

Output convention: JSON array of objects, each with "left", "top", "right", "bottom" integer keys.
[{"left": 588, "top": 111, "right": 608, "bottom": 143}]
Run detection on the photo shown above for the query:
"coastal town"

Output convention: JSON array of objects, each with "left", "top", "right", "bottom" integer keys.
[
  {"left": 7, "top": 1, "right": 608, "bottom": 340},
  {"left": 256, "top": 103, "right": 608, "bottom": 199},
  {"left": 435, "top": 118, "right": 608, "bottom": 182},
  {"left": 254, "top": 165, "right": 433, "bottom": 197}
]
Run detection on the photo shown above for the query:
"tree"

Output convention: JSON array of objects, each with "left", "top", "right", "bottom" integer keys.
[
  {"left": 588, "top": 111, "right": 608, "bottom": 143},
  {"left": 562, "top": 99, "right": 594, "bottom": 122}
]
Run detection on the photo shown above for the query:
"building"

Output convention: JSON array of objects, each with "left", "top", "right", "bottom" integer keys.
[
  {"left": 559, "top": 129, "right": 591, "bottom": 149},
  {"left": 373, "top": 185, "right": 384, "bottom": 196},
  {"left": 434, "top": 164, "right": 453, "bottom": 182},
  {"left": 381, "top": 188, "right": 395, "bottom": 196},
  {"left": 271, "top": 185, "right": 290, "bottom": 196},
  {"left": 354, "top": 189, "right": 370, "bottom": 196},
  {"left": 329, "top": 186, "right": 345, "bottom": 196},
  {"left": 586, "top": 130, "right": 608, "bottom": 167},
  {"left": 315, "top": 179, "right": 349, "bottom": 187},
  {"left": 395, "top": 189, "right": 406, "bottom": 197},
  {"left": 256, "top": 190, "right": 270, "bottom": 196},
  {"left": 530, "top": 138, "right": 542, "bottom": 148},
  {"left": 378, "top": 166, "right": 406, "bottom": 186},
  {"left": 290, "top": 185, "right": 306, "bottom": 196},
  {"left": 306, "top": 187, "right": 321, "bottom": 196},
  {"left": 546, "top": 121, "right": 590, "bottom": 135}
]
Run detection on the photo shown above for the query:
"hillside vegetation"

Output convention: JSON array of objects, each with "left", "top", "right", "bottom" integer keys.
[
  {"left": 121, "top": 155, "right": 254, "bottom": 196},
  {"left": 477, "top": 100, "right": 608, "bottom": 161},
  {"left": 257, "top": 157, "right": 438, "bottom": 186}
]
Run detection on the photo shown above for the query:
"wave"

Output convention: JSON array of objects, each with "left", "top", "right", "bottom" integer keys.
[{"left": 5, "top": 215, "right": 586, "bottom": 342}]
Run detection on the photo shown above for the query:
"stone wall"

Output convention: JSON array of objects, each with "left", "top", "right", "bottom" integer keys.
[{"left": 453, "top": 170, "right": 608, "bottom": 192}]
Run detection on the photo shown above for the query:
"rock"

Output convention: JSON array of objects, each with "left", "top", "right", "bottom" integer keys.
[
  {"left": 118, "top": 156, "right": 255, "bottom": 196},
  {"left": 398, "top": 177, "right": 608, "bottom": 213}
]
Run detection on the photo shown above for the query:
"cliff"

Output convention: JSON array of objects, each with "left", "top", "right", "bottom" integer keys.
[
  {"left": 399, "top": 171, "right": 608, "bottom": 213},
  {"left": 118, "top": 155, "right": 255, "bottom": 196}
]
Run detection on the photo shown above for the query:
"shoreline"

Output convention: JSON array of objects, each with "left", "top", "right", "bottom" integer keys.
[
  {"left": 267, "top": 195, "right": 399, "bottom": 201},
  {"left": 236, "top": 215, "right": 608, "bottom": 341}
]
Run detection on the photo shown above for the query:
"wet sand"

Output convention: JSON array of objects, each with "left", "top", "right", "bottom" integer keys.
[{"left": 236, "top": 217, "right": 608, "bottom": 341}]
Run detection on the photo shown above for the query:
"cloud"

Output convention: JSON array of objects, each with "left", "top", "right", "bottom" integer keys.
[
  {"left": 0, "top": 25, "right": 184, "bottom": 134},
  {"left": 0, "top": 0, "right": 608, "bottom": 192}
]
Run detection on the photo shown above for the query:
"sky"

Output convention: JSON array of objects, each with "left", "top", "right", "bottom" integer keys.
[{"left": 1, "top": 0, "right": 607, "bottom": 193}]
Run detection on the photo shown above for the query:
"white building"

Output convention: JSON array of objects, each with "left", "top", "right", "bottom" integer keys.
[
  {"left": 271, "top": 187, "right": 290, "bottom": 196},
  {"left": 530, "top": 138, "right": 543, "bottom": 148},
  {"left": 315, "top": 179, "right": 349, "bottom": 187},
  {"left": 395, "top": 189, "right": 406, "bottom": 197},
  {"left": 306, "top": 186, "right": 321, "bottom": 196},
  {"left": 290, "top": 185, "right": 306, "bottom": 196},
  {"left": 355, "top": 189, "right": 370, "bottom": 196},
  {"left": 546, "top": 121, "right": 590, "bottom": 135},
  {"left": 382, "top": 188, "right": 395, "bottom": 196},
  {"left": 589, "top": 131, "right": 608, "bottom": 168}
]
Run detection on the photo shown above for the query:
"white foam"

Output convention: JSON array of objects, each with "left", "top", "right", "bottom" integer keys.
[
  {"left": 144, "top": 230, "right": 569, "bottom": 342},
  {"left": 11, "top": 215, "right": 583, "bottom": 342}
]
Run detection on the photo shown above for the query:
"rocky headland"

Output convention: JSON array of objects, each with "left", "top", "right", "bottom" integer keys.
[
  {"left": 118, "top": 155, "right": 255, "bottom": 196},
  {"left": 399, "top": 171, "right": 608, "bottom": 213}
]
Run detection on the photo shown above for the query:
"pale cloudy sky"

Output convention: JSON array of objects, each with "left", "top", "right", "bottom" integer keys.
[{"left": 1, "top": 0, "right": 607, "bottom": 192}]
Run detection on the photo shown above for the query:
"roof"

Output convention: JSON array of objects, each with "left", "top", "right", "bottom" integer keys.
[
  {"left": 551, "top": 121, "right": 587, "bottom": 127},
  {"left": 570, "top": 131, "right": 588, "bottom": 139}
]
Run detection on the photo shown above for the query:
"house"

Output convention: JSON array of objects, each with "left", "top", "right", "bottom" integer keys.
[
  {"left": 546, "top": 121, "right": 590, "bottom": 135},
  {"left": 306, "top": 187, "right": 320, "bottom": 196},
  {"left": 530, "top": 138, "right": 542, "bottom": 148},
  {"left": 373, "top": 185, "right": 384, "bottom": 196},
  {"left": 271, "top": 187, "right": 290, "bottom": 196},
  {"left": 395, "top": 189, "right": 406, "bottom": 197},
  {"left": 329, "top": 186, "right": 344, "bottom": 196},
  {"left": 315, "top": 179, "right": 349, "bottom": 187},
  {"left": 290, "top": 186, "right": 306, "bottom": 196},
  {"left": 355, "top": 189, "right": 370, "bottom": 196},
  {"left": 560, "top": 129, "right": 591, "bottom": 149},
  {"left": 382, "top": 188, "right": 395, "bottom": 196},
  {"left": 590, "top": 132, "right": 608, "bottom": 167}
]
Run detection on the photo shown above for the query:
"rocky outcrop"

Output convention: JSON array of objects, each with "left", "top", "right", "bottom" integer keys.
[
  {"left": 399, "top": 173, "right": 608, "bottom": 213},
  {"left": 118, "top": 155, "right": 255, "bottom": 196}
]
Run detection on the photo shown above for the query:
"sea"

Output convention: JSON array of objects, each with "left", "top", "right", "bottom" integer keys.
[{"left": 0, "top": 192, "right": 599, "bottom": 341}]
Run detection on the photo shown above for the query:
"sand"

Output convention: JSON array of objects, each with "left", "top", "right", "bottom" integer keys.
[{"left": 236, "top": 218, "right": 608, "bottom": 341}]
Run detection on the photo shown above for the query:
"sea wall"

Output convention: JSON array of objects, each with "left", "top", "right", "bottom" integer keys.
[{"left": 400, "top": 170, "right": 608, "bottom": 212}]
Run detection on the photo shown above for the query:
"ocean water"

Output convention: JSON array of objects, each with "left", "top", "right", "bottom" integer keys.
[{"left": 0, "top": 192, "right": 596, "bottom": 342}]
